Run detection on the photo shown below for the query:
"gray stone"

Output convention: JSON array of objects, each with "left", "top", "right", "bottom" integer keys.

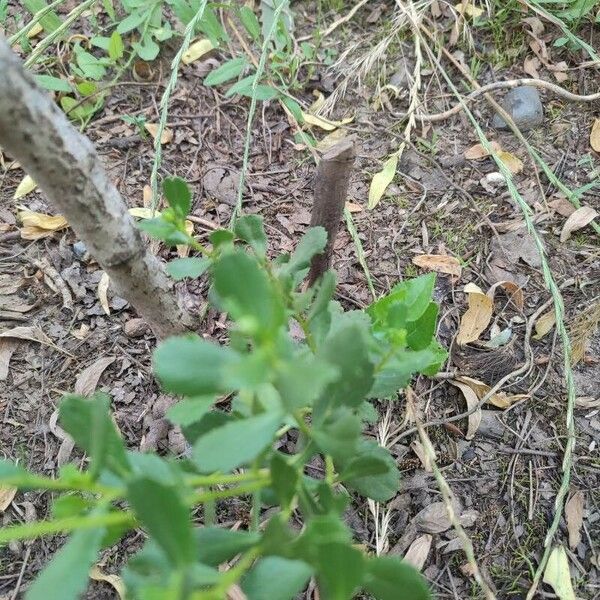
[
  {"left": 477, "top": 410, "right": 505, "bottom": 439},
  {"left": 72, "top": 240, "right": 89, "bottom": 261},
  {"left": 492, "top": 86, "right": 543, "bottom": 131}
]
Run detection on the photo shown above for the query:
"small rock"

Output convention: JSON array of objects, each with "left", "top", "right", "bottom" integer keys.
[
  {"left": 72, "top": 241, "right": 89, "bottom": 261},
  {"left": 477, "top": 410, "right": 505, "bottom": 439},
  {"left": 124, "top": 318, "right": 149, "bottom": 337},
  {"left": 492, "top": 86, "right": 543, "bottom": 131}
]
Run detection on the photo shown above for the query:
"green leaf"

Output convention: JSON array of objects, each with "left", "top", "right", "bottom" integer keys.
[
  {"left": 127, "top": 477, "right": 194, "bottom": 567},
  {"left": 193, "top": 413, "right": 281, "bottom": 473},
  {"left": 75, "top": 50, "right": 106, "bottom": 80},
  {"left": 312, "top": 409, "right": 361, "bottom": 461},
  {"left": 339, "top": 441, "right": 400, "bottom": 502},
  {"left": 26, "top": 526, "right": 105, "bottom": 600},
  {"left": 270, "top": 453, "right": 299, "bottom": 508},
  {"left": 234, "top": 214, "right": 267, "bottom": 257},
  {"left": 196, "top": 527, "right": 260, "bottom": 566},
  {"left": 167, "top": 257, "right": 210, "bottom": 280},
  {"left": 23, "top": 0, "right": 62, "bottom": 33},
  {"left": 59, "top": 394, "right": 129, "bottom": 477},
  {"left": 281, "top": 227, "right": 327, "bottom": 277},
  {"left": 212, "top": 250, "right": 285, "bottom": 338},
  {"left": 243, "top": 557, "right": 313, "bottom": 600},
  {"left": 226, "top": 75, "right": 278, "bottom": 100},
  {"left": 163, "top": 176, "right": 192, "bottom": 218},
  {"left": 315, "top": 543, "right": 365, "bottom": 600},
  {"left": 166, "top": 396, "right": 215, "bottom": 427},
  {"left": 154, "top": 335, "right": 240, "bottom": 396},
  {"left": 116, "top": 8, "right": 148, "bottom": 34},
  {"left": 133, "top": 36, "right": 160, "bottom": 61},
  {"left": 239, "top": 6, "right": 261, "bottom": 40},
  {"left": 34, "top": 74, "right": 72, "bottom": 93},
  {"left": 204, "top": 57, "right": 248, "bottom": 86},
  {"left": 280, "top": 96, "right": 304, "bottom": 123},
  {"left": 315, "top": 323, "right": 374, "bottom": 418},
  {"left": 406, "top": 302, "right": 438, "bottom": 350},
  {"left": 209, "top": 229, "right": 235, "bottom": 251},
  {"left": 103, "top": 0, "right": 115, "bottom": 20},
  {"left": 137, "top": 217, "right": 189, "bottom": 245},
  {"left": 108, "top": 30, "right": 124, "bottom": 60},
  {"left": 76, "top": 80, "right": 97, "bottom": 96},
  {"left": 363, "top": 556, "right": 430, "bottom": 600},
  {"left": 196, "top": 6, "right": 227, "bottom": 45}
]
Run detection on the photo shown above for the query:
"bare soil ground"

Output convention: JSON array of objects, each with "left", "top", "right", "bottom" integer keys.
[{"left": 1, "top": 2, "right": 599, "bottom": 598}]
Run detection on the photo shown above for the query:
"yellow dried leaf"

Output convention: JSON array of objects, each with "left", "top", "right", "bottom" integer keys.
[
  {"left": 89, "top": 565, "right": 126, "bottom": 599},
  {"left": 455, "top": 1, "right": 484, "bottom": 17},
  {"left": 98, "top": 272, "right": 110, "bottom": 316},
  {"left": 143, "top": 184, "right": 153, "bottom": 207},
  {"left": 368, "top": 154, "right": 398, "bottom": 209},
  {"left": 464, "top": 141, "right": 501, "bottom": 160},
  {"left": 144, "top": 123, "right": 173, "bottom": 144},
  {"left": 487, "top": 280, "right": 524, "bottom": 311},
  {"left": 497, "top": 150, "right": 523, "bottom": 174},
  {"left": 590, "top": 118, "right": 600, "bottom": 152},
  {"left": 177, "top": 220, "right": 194, "bottom": 257},
  {"left": 129, "top": 207, "right": 159, "bottom": 219},
  {"left": 450, "top": 379, "right": 481, "bottom": 439},
  {"left": 412, "top": 254, "right": 462, "bottom": 278},
  {"left": 309, "top": 90, "right": 325, "bottom": 113},
  {"left": 403, "top": 534, "right": 432, "bottom": 571},
  {"left": 543, "top": 546, "right": 576, "bottom": 600},
  {"left": 456, "top": 284, "right": 494, "bottom": 345},
  {"left": 455, "top": 375, "right": 528, "bottom": 409},
  {"left": 559, "top": 206, "right": 598, "bottom": 242},
  {"left": 302, "top": 112, "right": 352, "bottom": 131},
  {"left": 27, "top": 23, "right": 44, "bottom": 38},
  {"left": 181, "top": 38, "right": 214, "bottom": 64},
  {"left": 345, "top": 201, "right": 363, "bottom": 213},
  {"left": 0, "top": 486, "right": 17, "bottom": 512},
  {"left": 533, "top": 310, "right": 556, "bottom": 339},
  {"left": 20, "top": 226, "right": 56, "bottom": 240},
  {"left": 13, "top": 174, "right": 37, "bottom": 199},
  {"left": 18, "top": 210, "right": 68, "bottom": 231}
]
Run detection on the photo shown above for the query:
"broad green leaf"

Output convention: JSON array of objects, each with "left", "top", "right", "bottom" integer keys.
[
  {"left": 338, "top": 455, "right": 390, "bottom": 482},
  {"left": 59, "top": 394, "right": 129, "bottom": 477},
  {"left": 137, "top": 217, "right": 189, "bottom": 245},
  {"left": 363, "top": 556, "right": 430, "bottom": 600},
  {"left": 315, "top": 323, "right": 374, "bottom": 417},
  {"left": 368, "top": 154, "right": 397, "bottom": 209},
  {"left": 243, "top": 557, "right": 313, "bottom": 600},
  {"left": 51, "top": 495, "right": 90, "bottom": 519},
  {"left": 127, "top": 477, "right": 194, "bottom": 567},
  {"left": 23, "top": 0, "right": 61, "bottom": 33},
  {"left": 26, "top": 526, "right": 105, "bottom": 600},
  {"left": 406, "top": 302, "right": 438, "bottom": 350},
  {"left": 234, "top": 214, "right": 267, "bottom": 257},
  {"left": 167, "top": 257, "right": 210, "bottom": 280},
  {"left": 280, "top": 96, "right": 304, "bottom": 123},
  {"left": 133, "top": 36, "right": 160, "bottom": 61},
  {"left": 103, "top": 0, "right": 115, "bottom": 20},
  {"left": 209, "top": 229, "right": 235, "bottom": 251},
  {"left": 181, "top": 411, "right": 231, "bottom": 446},
  {"left": 166, "top": 396, "right": 215, "bottom": 427},
  {"left": 76, "top": 80, "right": 97, "bottom": 96},
  {"left": 226, "top": 76, "right": 278, "bottom": 101},
  {"left": 108, "top": 30, "right": 124, "bottom": 60},
  {"left": 212, "top": 250, "right": 285, "bottom": 338},
  {"left": 34, "top": 74, "right": 72, "bottom": 93},
  {"left": 127, "top": 452, "right": 179, "bottom": 485},
  {"left": 193, "top": 413, "right": 281, "bottom": 473},
  {"left": 270, "top": 453, "right": 299, "bottom": 508},
  {"left": 196, "top": 6, "right": 227, "bottom": 45},
  {"left": 282, "top": 227, "right": 327, "bottom": 277},
  {"left": 75, "top": 50, "right": 107, "bottom": 80},
  {"left": 204, "top": 57, "right": 248, "bottom": 86},
  {"left": 297, "top": 515, "right": 352, "bottom": 553},
  {"left": 154, "top": 335, "right": 240, "bottom": 396},
  {"left": 315, "top": 543, "right": 365, "bottom": 599},
  {"left": 239, "top": 6, "right": 260, "bottom": 40},
  {"left": 116, "top": 9, "right": 148, "bottom": 34},
  {"left": 339, "top": 441, "right": 400, "bottom": 502},
  {"left": 196, "top": 527, "right": 260, "bottom": 566},
  {"left": 163, "top": 176, "right": 191, "bottom": 218},
  {"left": 402, "top": 273, "right": 436, "bottom": 322},
  {"left": 543, "top": 546, "right": 576, "bottom": 600},
  {"left": 312, "top": 409, "right": 361, "bottom": 460}
]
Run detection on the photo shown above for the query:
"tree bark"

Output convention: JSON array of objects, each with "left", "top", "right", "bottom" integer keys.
[
  {"left": 308, "top": 138, "right": 356, "bottom": 286},
  {"left": 0, "top": 37, "right": 194, "bottom": 339}
]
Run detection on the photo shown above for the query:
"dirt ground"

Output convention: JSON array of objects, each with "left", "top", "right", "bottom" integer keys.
[{"left": 1, "top": 2, "right": 599, "bottom": 599}]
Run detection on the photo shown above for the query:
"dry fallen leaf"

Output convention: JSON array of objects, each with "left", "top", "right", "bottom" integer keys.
[
  {"left": 543, "top": 546, "right": 576, "bottom": 600},
  {"left": 456, "top": 283, "right": 494, "bottom": 345},
  {"left": 548, "top": 197, "right": 576, "bottom": 218},
  {"left": 575, "top": 396, "right": 600, "bottom": 409},
  {"left": 144, "top": 123, "right": 173, "bottom": 144},
  {"left": 487, "top": 280, "right": 524, "bottom": 311},
  {"left": 0, "top": 326, "right": 65, "bottom": 354},
  {"left": 565, "top": 491, "right": 584, "bottom": 550},
  {"left": 454, "top": 2, "right": 484, "bottom": 17},
  {"left": 414, "top": 501, "right": 457, "bottom": 533},
  {"left": 523, "top": 55, "right": 541, "bottom": 78},
  {"left": 411, "top": 439, "right": 435, "bottom": 472},
  {"left": 74, "top": 357, "right": 115, "bottom": 396},
  {"left": 0, "top": 339, "right": 19, "bottom": 381},
  {"left": 590, "top": 118, "right": 600, "bottom": 153},
  {"left": 450, "top": 378, "right": 481, "bottom": 439},
  {"left": 464, "top": 140, "right": 502, "bottom": 160},
  {"left": 533, "top": 309, "right": 556, "bottom": 340},
  {"left": 13, "top": 174, "right": 37, "bottom": 199},
  {"left": 497, "top": 150, "right": 524, "bottom": 174},
  {"left": 177, "top": 220, "right": 195, "bottom": 258},
  {"left": 403, "top": 534, "right": 432, "bottom": 571},
  {"left": 0, "top": 486, "right": 17, "bottom": 512},
  {"left": 181, "top": 38, "right": 214, "bottom": 64},
  {"left": 18, "top": 209, "right": 69, "bottom": 239},
  {"left": 345, "top": 201, "right": 362, "bottom": 213},
  {"left": 98, "top": 272, "right": 111, "bottom": 316},
  {"left": 454, "top": 375, "right": 528, "bottom": 409},
  {"left": 412, "top": 254, "right": 462, "bottom": 278},
  {"left": 89, "top": 565, "right": 126, "bottom": 599},
  {"left": 559, "top": 206, "right": 598, "bottom": 242},
  {"left": 302, "top": 112, "right": 353, "bottom": 131}
]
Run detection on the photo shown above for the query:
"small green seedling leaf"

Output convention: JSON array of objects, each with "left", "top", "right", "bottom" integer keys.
[
  {"left": 204, "top": 57, "right": 248, "bottom": 86},
  {"left": 137, "top": 218, "right": 189, "bottom": 245},
  {"left": 163, "top": 176, "right": 192, "bottom": 218},
  {"left": 34, "top": 74, "right": 72, "bottom": 93},
  {"left": 234, "top": 214, "right": 267, "bottom": 257},
  {"left": 108, "top": 30, "right": 124, "bottom": 60}
]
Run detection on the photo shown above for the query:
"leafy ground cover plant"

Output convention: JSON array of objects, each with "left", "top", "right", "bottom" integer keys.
[{"left": 0, "top": 178, "right": 446, "bottom": 599}]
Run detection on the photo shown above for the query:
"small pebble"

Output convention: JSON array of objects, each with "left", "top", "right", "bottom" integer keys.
[
  {"left": 124, "top": 318, "right": 149, "bottom": 338},
  {"left": 492, "top": 85, "right": 544, "bottom": 131},
  {"left": 72, "top": 241, "right": 89, "bottom": 261}
]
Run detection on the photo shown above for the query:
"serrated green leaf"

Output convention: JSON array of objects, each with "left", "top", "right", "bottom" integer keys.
[
  {"left": 363, "top": 556, "right": 431, "bottom": 600},
  {"left": 163, "top": 176, "right": 191, "bottom": 218},
  {"left": 59, "top": 394, "right": 129, "bottom": 477},
  {"left": 234, "top": 214, "right": 267, "bottom": 257},
  {"left": 34, "top": 74, "right": 72, "bottom": 93},
  {"left": 196, "top": 527, "right": 260, "bottom": 566},
  {"left": 154, "top": 335, "right": 240, "bottom": 396},
  {"left": 193, "top": 413, "right": 281, "bottom": 473},
  {"left": 26, "top": 525, "right": 105, "bottom": 600},
  {"left": 204, "top": 57, "right": 248, "bottom": 86},
  {"left": 167, "top": 257, "right": 210, "bottom": 280},
  {"left": 243, "top": 557, "right": 313, "bottom": 600},
  {"left": 127, "top": 477, "right": 194, "bottom": 567}
]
